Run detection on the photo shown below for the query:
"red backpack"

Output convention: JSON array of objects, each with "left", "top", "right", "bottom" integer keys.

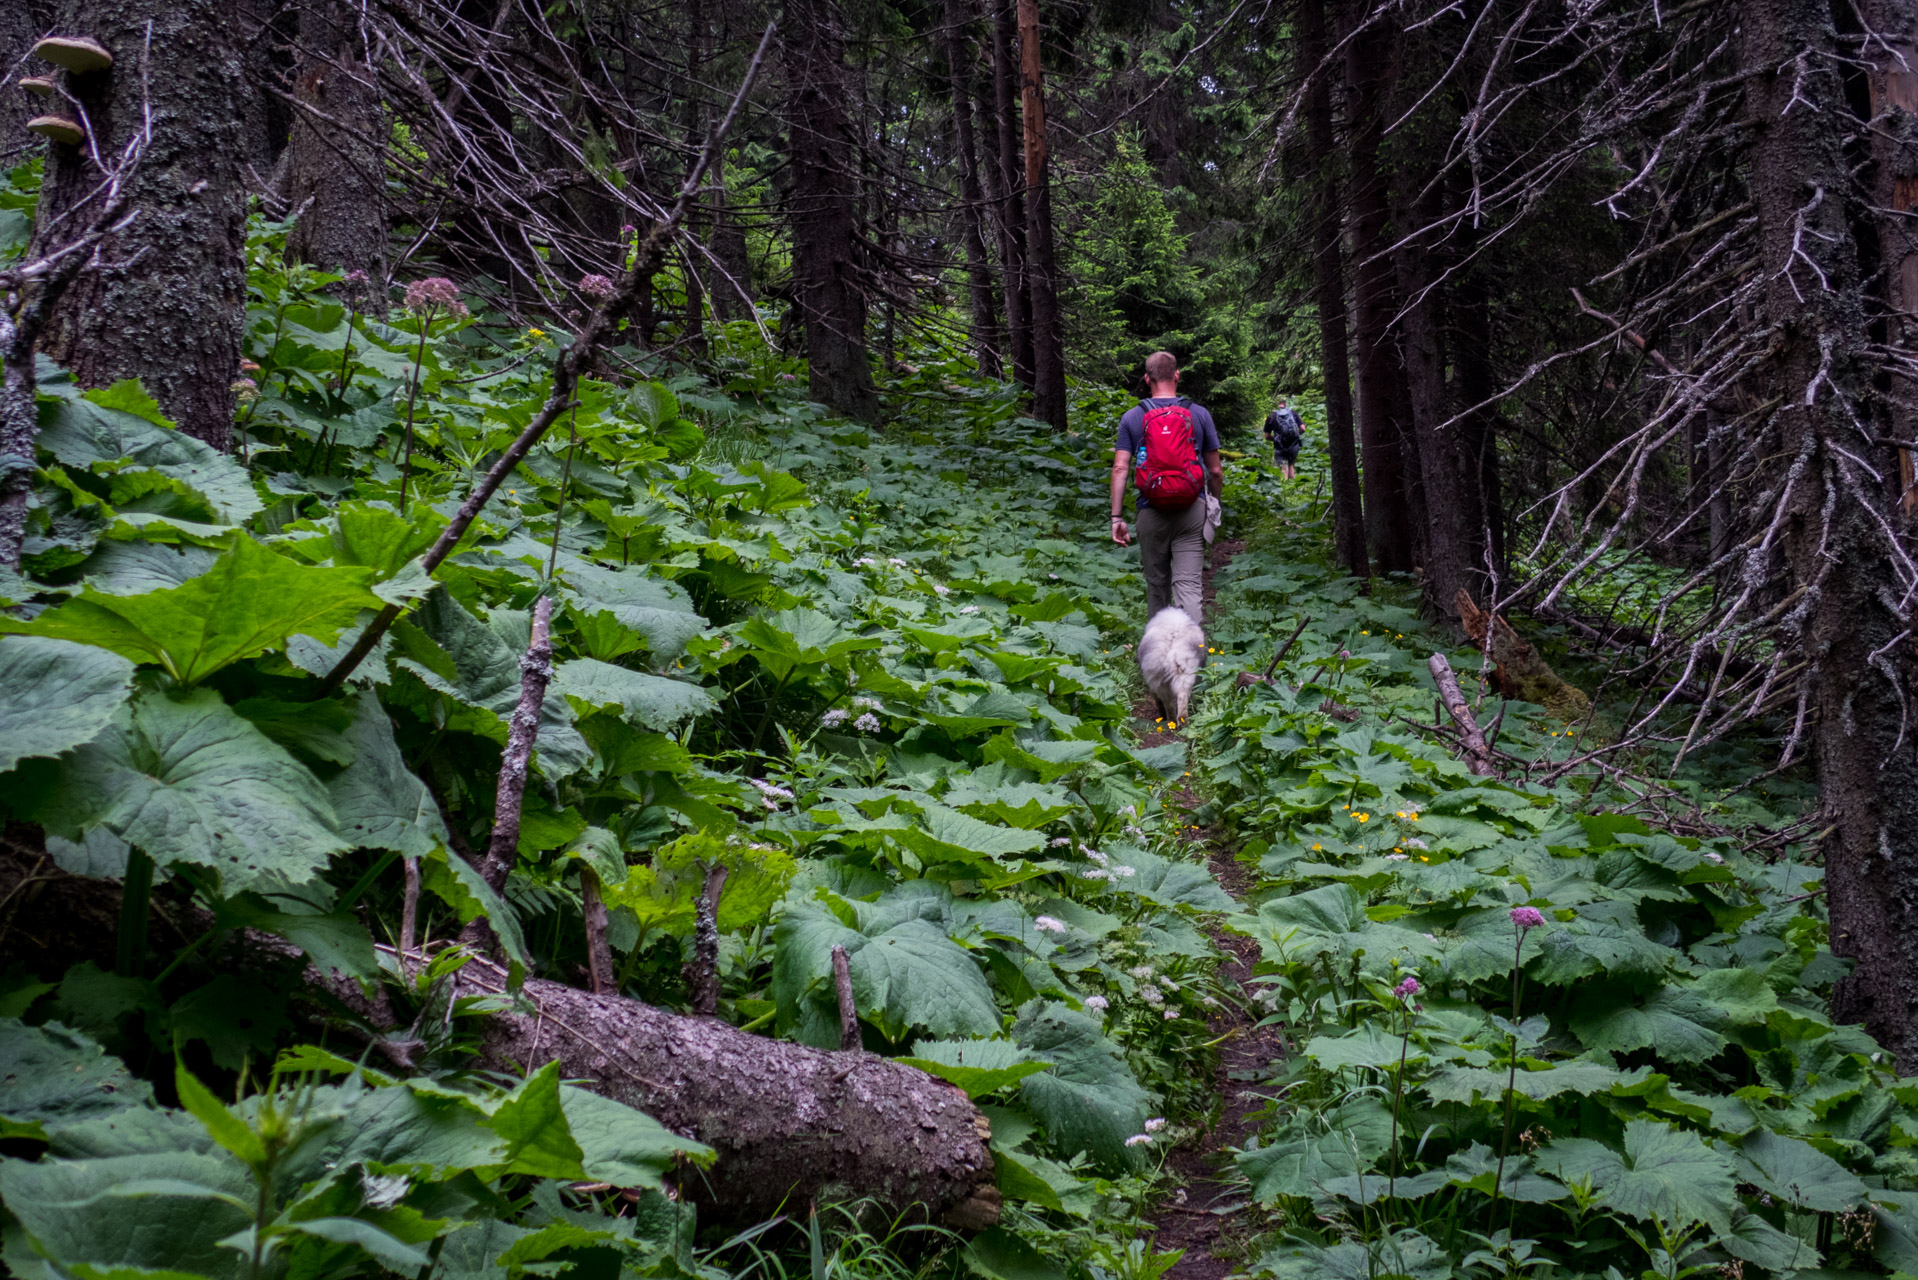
[{"left": 1135, "top": 399, "right": 1206, "bottom": 510}]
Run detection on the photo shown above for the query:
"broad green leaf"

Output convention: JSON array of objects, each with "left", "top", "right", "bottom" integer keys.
[
  {"left": 1533, "top": 1119, "right": 1735, "bottom": 1231},
  {"left": 772, "top": 895, "right": 999, "bottom": 1044},
  {"left": 30, "top": 688, "right": 345, "bottom": 893},
  {"left": 898, "top": 1038, "right": 1053, "bottom": 1097},
  {"left": 553, "top": 658, "right": 716, "bottom": 730},
  {"left": 1108, "top": 847, "right": 1234, "bottom": 912},
  {"left": 1443, "top": 1143, "right": 1570, "bottom": 1203},
  {"left": 81, "top": 541, "right": 221, "bottom": 595},
  {"left": 1733, "top": 1129, "right": 1867, "bottom": 1212},
  {"left": 892, "top": 803, "right": 1047, "bottom": 866},
  {"left": 1012, "top": 1001, "right": 1154, "bottom": 1172},
  {"left": 963, "top": 1227, "right": 1069, "bottom": 1280},
  {"left": 0, "top": 636, "right": 135, "bottom": 772},
  {"left": 1568, "top": 969, "right": 1778, "bottom": 1064},
  {"left": 324, "top": 689, "right": 448, "bottom": 860},
  {"left": 418, "top": 848, "right": 529, "bottom": 967},
  {"left": 1422, "top": 1058, "right": 1627, "bottom": 1104},
  {"left": 1305, "top": 1025, "right": 1424, "bottom": 1072},
  {"left": 0, "top": 1150, "right": 252, "bottom": 1279},
  {"left": 484, "top": 1063, "right": 585, "bottom": 1179},
  {"left": 558, "top": 1085, "right": 713, "bottom": 1187},
  {"left": 284, "top": 1218, "right": 432, "bottom": 1271},
  {"left": 39, "top": 390, "right": 261, "bottom": 524},
  {"left": 0, "top": 1019, "right": 152, "bottom": 1141},
  {"left": 0, "top": 537, "right": 382, "bottom": 684}
]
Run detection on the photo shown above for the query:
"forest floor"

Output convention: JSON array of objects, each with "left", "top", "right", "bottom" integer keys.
[{"left": 1136, "top": 535, "right": 1282, "bottom": 1280}]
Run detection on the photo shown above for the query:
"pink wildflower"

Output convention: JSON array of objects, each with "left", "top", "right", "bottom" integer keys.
[
  {"left": 1393, "top": 976, "right": 1420, "bottom": 998},
  {"left": 578, "top": 273, "right": 618, "bottom": 300},
  {"left": 403, "top": 276, "right": 466, "bottom": 317},
  {"left": 1510, "top": 906, "right": 1547, "bottom": 931}
]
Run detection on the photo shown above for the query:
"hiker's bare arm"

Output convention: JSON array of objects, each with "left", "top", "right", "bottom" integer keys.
[
  {"left": 1205, "top": 450, "right": 1224, "bottom": 497},
  {"left": 1109, "top": 450, "right": 1131, "bottom": 545}
]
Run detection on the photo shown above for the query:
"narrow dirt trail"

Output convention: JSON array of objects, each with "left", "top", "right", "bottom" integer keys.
[{"left": 1135, "top": 538, "right": 1283, "bottom": 1280}]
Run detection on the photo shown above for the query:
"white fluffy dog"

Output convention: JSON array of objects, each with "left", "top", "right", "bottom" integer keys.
[{"left": 1138, "top": 606, "right": 1205, "bottom": 724}]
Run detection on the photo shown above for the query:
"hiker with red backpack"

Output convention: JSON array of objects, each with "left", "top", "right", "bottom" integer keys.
[{"left": 1108, "top": 351, "right": 1224, "bottom": 620}]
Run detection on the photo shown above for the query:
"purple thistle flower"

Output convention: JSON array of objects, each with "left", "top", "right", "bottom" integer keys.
[
  {"left": 1510, "top": 906, "right": 1547, "bottom": 932},
  {"left": 1393, "top": 976, "right": 1420, "bottom": 998},
  {"left": 578, "top": 272, "right": 618, "bottom": 301},
  {"left": 620, "top": 223, "right": 638, "bottom": 236}
]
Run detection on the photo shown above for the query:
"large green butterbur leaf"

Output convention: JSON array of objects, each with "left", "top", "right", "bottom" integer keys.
[
  {"left": 0, "top": 636, "right": 135, "bottom": 773},
  {"left": 1568, "top": 968, "right": 1778, "bottom": 1063},
  {"left": 772, "top": 893, "right": 1000, "bottom": 1045},
  {"left": 1533, "top": 1119, "right": 1736, "bottom": 1232},
  {"left": 0, "top": 536, "right": 382, "bottom": 684},
  {"left": 0, "top": 1019, "right": 152, "bottom": 1141},
  {"left": 38, "top": 383, "right": 261, "bottom": 525},
  {"left": 1012, "top": 1001, "right": 1154, "bottom": 1172},
  {"left": 898, "top": 1038, "right": 1052, "bottom": 1097},
  {"left": 552, "top": 658, "right": 716, "bottom": 730},
  {"left": 29, "top": 687, "right": 346, "bottom": 892},
  {"left": 325, "top": 690, "right": 448, "bottom": 859}
]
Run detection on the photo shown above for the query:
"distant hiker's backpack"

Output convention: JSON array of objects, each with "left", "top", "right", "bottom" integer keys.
[
  {"left": 1267, "top": 408, "right": 1302, "bottom": 447},
  {"left": 1136, "top": 399, "right": 1206, "bottom": 510}
]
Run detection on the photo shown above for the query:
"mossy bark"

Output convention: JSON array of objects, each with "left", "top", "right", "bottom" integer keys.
[
  {"left": 30, "top": 0, "right": 246, "bottom": 451},
  {"left": 283, "top": 0, "right": 387, "bottom": 290}
]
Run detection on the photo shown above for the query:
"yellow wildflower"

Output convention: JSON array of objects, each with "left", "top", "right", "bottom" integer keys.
[
  {"left": 527, "top": 327, "right": 547, "bottom": 339},
  {"left": 1356, "top": 813, "right": 1369, "bottom": 823}
]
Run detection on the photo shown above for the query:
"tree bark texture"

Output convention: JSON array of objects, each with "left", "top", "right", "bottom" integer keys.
[
  {"left": 944, "top": 0, "right": 1002, "bottom": 378},
  {"left": 783, "top": 0, "right": 882, "bottom": 422},
  {"left": 1344, "top": 12, "right": 1417, "bottom": 573},
  {"left": 1300, "top": 0, "right": 1368, "bottom": 580},
  {"left": 1743, "top": 0, "right": 1918, "bottom": 1070},
  {"left": 989, "top": 0, "right": 1033, "bottom": 389},
  {"left": 1015, "top": 0, "right": 1066, "bottom": 429},
  {"left": 30, "top": 0, "right": 247, "bottom": 452},
  {"left": 1865, "top": 0, "right": 1918, "bottom": 515},
  {"left": 706, "top": 143, "right": 758, "bottom": 320},
  {"left": 0, "top": 1, "right": 50, "bottom": 169},
  {"left": 1395, "top": 179, "right": 1481, "bottom": 620},
  {"left": 475, "top": 967, "right": 1000, "bottom": 1226},
  {"left": 284, "top": 0, "right": 388, "bottom": 288}
]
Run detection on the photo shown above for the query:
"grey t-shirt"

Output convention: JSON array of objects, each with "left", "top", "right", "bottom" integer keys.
[{"left": 1118, "top": 398, "right": 1220, "bottom": 508}]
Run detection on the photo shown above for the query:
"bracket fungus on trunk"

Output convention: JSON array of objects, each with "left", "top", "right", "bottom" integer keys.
[
  {"left": 18, "top": 77, "right": 55, "bottom": 98},
  {"left": 31, "top": 36, "right": 114, "bottom": 74},
  {"left": 26, "top": 116, "right": 85, "bottom": 145}
]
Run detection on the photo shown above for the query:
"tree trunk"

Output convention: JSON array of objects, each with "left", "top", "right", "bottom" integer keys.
[
  {"left": 1866, "top": 0, "right": 1918, "bottom": 517},
  {"left": 1016, "top": 0, "right": 1066, "bottom": 428},
  {"left": 989, "top": 0, "right": 1033, "bottom": 389},
  {"left": 1396, "top": 180, "right": 1479, "bottom": 619},
  {"left": 1300, "top": 0, "right": 1367, "bottom": 579},
  {"left": 944, "top": 0, "right": 1002, "bottom": 378},
  {"left": 30, "top": 0, "right": 247, "bottom": 452},
  {"left": 707, "top": 143, "right": 757, "bottom": 321},
  {"left": 284, "top": 0, "right": 388, "bottom": 289},
  {"left": 473, "top": 967, "right": 1000, "bottom": 1226},
  {"left": 783, "top": 0, "right": 881, "bottom": 422},
  {"left": 0, "top": 1, "right": 50, "bottom": 169},
  {"left": 1744, "top": 0, "right": 1918, "bottom": 1071},
  {"left": 1344, "top": 10, "right": 1416, "bottom": 572}
]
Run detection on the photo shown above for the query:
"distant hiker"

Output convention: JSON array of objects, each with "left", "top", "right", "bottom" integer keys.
[
  {"left": 1264, "top": 397, "right": 1304, "bottom": 480},
  {"left": 1109, "top": 351, "right": 1224, "bottom": 620}
]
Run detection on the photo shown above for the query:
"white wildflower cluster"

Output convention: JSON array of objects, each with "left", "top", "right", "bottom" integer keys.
[
  {"left": 749, "top": 778, "right": 795, "bottom": 810},
  {"left": 853, "top": 556, "right": 877, "bottom": 569},
  {"left": 1139, "top": 986, "right": 1164, "bottom": 1006},
  {"left": 1125, "top": 825, "right": 1146, "bottom": 838},
  {"left": 1128, "top": 965, "right": 1156, "bottom": 980},
  {"left": 888, "top": 557, "right": 908, "bottom": 568},
  {"left": 1083, "top": 995, "right": 1109, "bottom": 1011},
  {"left": 1124, "top": 1134, "right": 1153, "bottom": 1147},
  {"left": 1145, "top": 1118, "right": 1167, "bottom": 1133},
  {"left": 958, "top": 605, "right": 980, "bottom": 615},
  {"left": 821, "top": 708, "right": 850, "bottom": 728},
  {"left": 1403, "top": 837, "right": 1429, "bottom": 850},
  {"left": 1163, "top": 1009, "right": 1178, "bottom": 1020},
  {"left": 1083, "top": 847, "right": 1109, "bottom": 864},
  {"left": 1385, "top": 853, "right": 1410, "bottom": 862},
  {"left": 1160, "top": 979, "right": 1180, "bottom": 993},
  {"left": 1703, "top": 851, "right": 1725, "bottom": 864},
  {"left": 932, "top": 583, "right": 951, "bottom": 595},
  {"left": 852, "top": 696, "right": 884, "bottom": 711},
  {"left": 1048, "top": 836, "right": 1074, "bottom": 848},
  {"left": 854, "top": 712, "right": 882, "bottom": 733},
  {"left": 1033, "top": 915, "right": 1067, "bottom": 936}
]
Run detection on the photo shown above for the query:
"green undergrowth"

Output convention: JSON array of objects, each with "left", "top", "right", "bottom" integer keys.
[
  {"left": 0, "top": 205, "right": 1233, "bottom": 1280},
  {"left": 1181, "top": 447, "right": 1912, "bottom": 1278}
]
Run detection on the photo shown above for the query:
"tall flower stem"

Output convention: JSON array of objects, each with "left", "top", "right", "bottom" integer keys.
[
  {"left": 1387, "top": 995, "right": 1415, "bottom": 1204},
  {"left": 1491, "top": 911, "right": 1542, "bottom": 1222},
  {"left": 398, "top": 304, "right": 434, "bottom": 514}
]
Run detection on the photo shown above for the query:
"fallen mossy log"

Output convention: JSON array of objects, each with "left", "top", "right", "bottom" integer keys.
[{"left": 463, "top": 959, "right": 1002, "bottom": 1228}]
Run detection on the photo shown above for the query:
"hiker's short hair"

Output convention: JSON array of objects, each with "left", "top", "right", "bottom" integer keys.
[{"left": 1143, "top": 351, "right": 1178, "bottom": 383}]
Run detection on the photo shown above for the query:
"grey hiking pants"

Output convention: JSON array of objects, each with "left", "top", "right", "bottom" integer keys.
[{"left": 1138, "top": 500, "right": 1206, "bottom": 620}]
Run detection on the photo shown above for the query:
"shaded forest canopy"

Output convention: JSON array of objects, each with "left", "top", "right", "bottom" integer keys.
[{"left": 4, "top": 0, "right": 1918, "bottom": 1277}]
